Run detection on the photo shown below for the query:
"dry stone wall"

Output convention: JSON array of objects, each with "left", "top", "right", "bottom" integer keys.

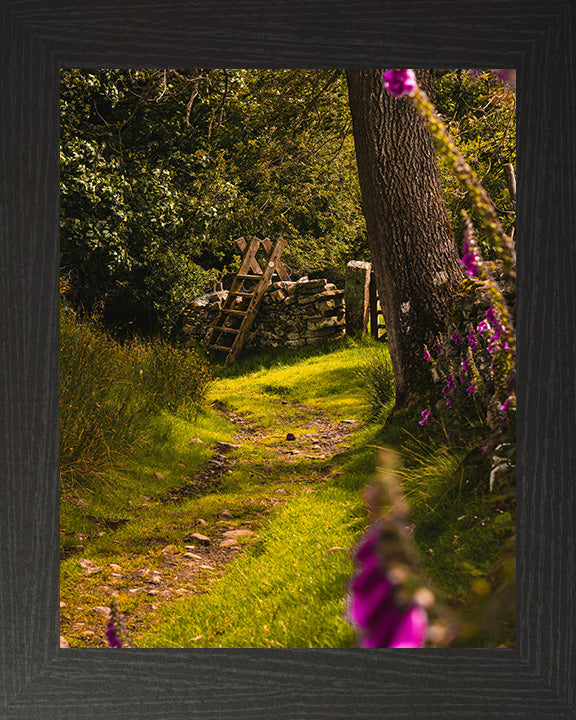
[{"left": 181, "top": 276, "right": 345, "bottom": 349}]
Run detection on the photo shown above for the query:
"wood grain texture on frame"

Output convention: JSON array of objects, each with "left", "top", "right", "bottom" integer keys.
[{"left": 0, "top": 0, "right": 574, "bottom": 717}]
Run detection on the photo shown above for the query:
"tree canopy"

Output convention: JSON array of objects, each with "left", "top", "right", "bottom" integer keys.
[
  {"left": 60, "top": 68, "right": 514, "bottom": 337},
  {"left": 60, "top": 69, "right": 365, "bottom": 334}
]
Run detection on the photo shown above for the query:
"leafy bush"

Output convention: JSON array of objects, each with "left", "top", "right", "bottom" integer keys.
[
  {"left": 60, "top": 69, "right": 366, "bottom": 334},
  {"left": 433, "top": 70, "right": 516, "bottom": 257}
]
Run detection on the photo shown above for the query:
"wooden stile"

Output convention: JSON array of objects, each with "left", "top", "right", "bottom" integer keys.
[{"left": 206, "top": 236, "right": 288, "bottom": 365}]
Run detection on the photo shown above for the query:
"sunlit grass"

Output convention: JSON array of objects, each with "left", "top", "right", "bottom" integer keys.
[
  {"left": 61, "top": 331, "right": 513, "bottom": 648},
  {"left": 140, "top": 488, "right": 362, "bottom": 648}
]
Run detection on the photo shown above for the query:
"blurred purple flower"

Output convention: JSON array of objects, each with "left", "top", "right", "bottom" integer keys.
[
  {"left": 106, "top": 619, "right": 122, "bottom": 648},
  {"left": 423, "top": 347, "right": 432, "bottom": 363},
  {"left": 419, "top": 409, "right": 431, "bottom": 426},
  {"left": 348, "top": 527, "right": 428, "bottom": 648},
  {"left": 461, "top": 251, "right": 479, "bottom": 276},
  {"left": 383, "top": 69, "right": 418, "bottom": 98},
  {"left": 467, "top": 332, "right": 478, "bottom": 349},
  {"left": 485, "top": 306, "right": 497, "bottom": 325},
  {"left": 451, "top": 332, "right": 463, "bottom": 345},
  {"left": 466, "top": 384, "right": 475, "bottom": 397},
  {"left": 461, "top": 226, "right": 481, "bottom": 277},
  {"left": 477, "top": 319, "right": 492, "bottom": 334},
  {"left": 493, "top": 69, "right": 516, "bottom": 88},
  {"left": 467, "top": 68, "right": 516, "bottom": 89}
]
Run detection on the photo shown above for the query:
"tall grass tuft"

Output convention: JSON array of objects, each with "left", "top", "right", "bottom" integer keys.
[
  {"left": 355, "top": 344, "right": 396, "bottom": 421},
  {"left": 60, "top": 306, "right": 211, "bottom": 487}
]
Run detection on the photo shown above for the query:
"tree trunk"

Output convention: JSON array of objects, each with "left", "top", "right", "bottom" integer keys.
[{"left": 346, "top": 69, "right": 464, "bottom": 406}]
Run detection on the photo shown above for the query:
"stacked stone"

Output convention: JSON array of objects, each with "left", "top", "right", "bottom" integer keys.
[
  {"left": 246, "top": 276, "right": 345, "bottom": 349},
  {"left": 181, "top": 289, "right": 228, "bottom": 344},
  {"left": 181, "top": 277, "right": 345, "bottom": 349}
]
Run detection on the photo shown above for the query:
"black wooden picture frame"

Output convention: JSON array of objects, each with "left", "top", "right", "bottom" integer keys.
[{"left": 1, "top": 0, "right": 574, "bottom": 717}]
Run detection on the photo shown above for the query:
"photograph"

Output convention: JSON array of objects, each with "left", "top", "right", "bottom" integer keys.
[
  {"left": 59, "top": 67, "right": 516, "bottom": 650},
  {"left": 3, "top": 0, "right": 575, "bottom": 716}
]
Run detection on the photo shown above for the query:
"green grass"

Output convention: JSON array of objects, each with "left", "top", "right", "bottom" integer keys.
[
  {"left": 140, "top": 489, "right": 362, "bottom": 647},
  {"left": 60, "top": 305, "right": 211, "bottom": 489},
  {"left": 61, "top": 332, "right": 514, "bottom": 649}
]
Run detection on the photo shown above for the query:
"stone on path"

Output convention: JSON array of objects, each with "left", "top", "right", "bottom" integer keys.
[
  {"left": 79, "top": 558, "right": 103, "bottom": 576},
  {"left": 92, "top": 606, "right": 112, "bottom": 618},
  {"left": 214, "top": 442, "right": 241, "bottom": 453},
  {"left": 188, "top": 532, "right": 211, "bottom": 545},
  {"left": 219, "top": 539, "right": 239, "bottom": 548},
  {"left": 222, "top": 529, "right": 254, "bottom": 539}
]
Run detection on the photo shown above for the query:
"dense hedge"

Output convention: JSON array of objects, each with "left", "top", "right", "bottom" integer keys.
[{"left": 60, "top": 69, "right": 514, "bottom": 336}]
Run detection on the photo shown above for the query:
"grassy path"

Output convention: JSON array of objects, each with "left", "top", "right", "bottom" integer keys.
[
  {"left": 60, "top": 342, "right": 381, "bottom": 648},
  {"left": 61, "top": 338, "right": 515, "bottom": 648}
]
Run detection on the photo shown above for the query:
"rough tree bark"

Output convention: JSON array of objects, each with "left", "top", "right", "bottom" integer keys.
[{"left": 346, "top": 69, "right": 464, "bottom": 407}]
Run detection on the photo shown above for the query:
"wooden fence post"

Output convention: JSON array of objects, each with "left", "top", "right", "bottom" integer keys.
[
  {"left": 345, "top": 261, "right": 371, "bottom": 337},
  {"left": 369, "top": 271, "right": 378, "bottom": 339}
]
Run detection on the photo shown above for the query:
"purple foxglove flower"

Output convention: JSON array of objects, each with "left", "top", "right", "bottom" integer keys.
[
  {"left": 493, "top": 69, "right": 516, "bottom": 88},
  {"left": 419, "top": 409, "right": 430, "bottom": 426},
  {"left": 451, "top": 332, "right": 462, "bottom": 345},
  {"left": 106, "top": 597, "right": 131, "bottom": 648},
  {"left": 477, "top": 319, "right": 492, "bottom": 334},
  {"left": 348, "top": 526, "right": 428, "bottom": 648},
  {"left": 466, "top": 385, "right": 475, "bottom": 397},
  {"left": 106, "top": 619, "right": 122, "bottom": 648},
  {"left": 485, "top": 306, "right": 497, "bottom": 325},
  {"left": 501, "top": 397, "right": 511, "bottom": 415},
  {"left": 467, "top": 332, "right": 478, "bottom": 349},
  {"left": 487, "top": 337, "right": 500, "bottom": 354},
  {"left": 467, "top": 68, "right": 516, "bottom": 89},
  {"left": 460, "top": 227, "right": 481, "bottom": 277},
  {"left": 461, "top": 359, "right": 470, "bottom": 372},
  {"left": 461, "top": 254, "right": 478, "bottom": 276},
  {"left": 383, "top": 69, "right": 418, "bottom": 98},
  {"left": 388, "top": 605, "right": 428, "bottom": 648},
  {"left": 423, "top": 347, "right": 432, "bottom": 363}
]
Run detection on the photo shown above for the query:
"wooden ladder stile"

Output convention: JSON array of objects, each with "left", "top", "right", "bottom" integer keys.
[{"left": 206, "top": 236, "right": 288, "bottom": 365}]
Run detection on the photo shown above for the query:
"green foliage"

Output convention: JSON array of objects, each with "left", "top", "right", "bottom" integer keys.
[
  {"left": 433, "top": 70, "right": 516, "bottom": 256},
  {"left": 60, "top": 305, "right": 212, "bottom": 487},
  {"left": 61, "top": 337, "right": 514, "bottom": 648},
  {"left": 355, "top": 341, "right": 396, "bottom": 421},
  {"left": 60, "top": 305, "right": 151, "bottom": 483},
  {"left": 140, "top": 490, "right": 358, "bottom": 648},
  {"left": 60, "top": 69, "right": 365, "bottom": 333},
  {"left": 61, "top": 68, "right": 515, "bottom": 335},
  {"left": 410, "top": 75, "right": 516, "bottom": 496}
]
